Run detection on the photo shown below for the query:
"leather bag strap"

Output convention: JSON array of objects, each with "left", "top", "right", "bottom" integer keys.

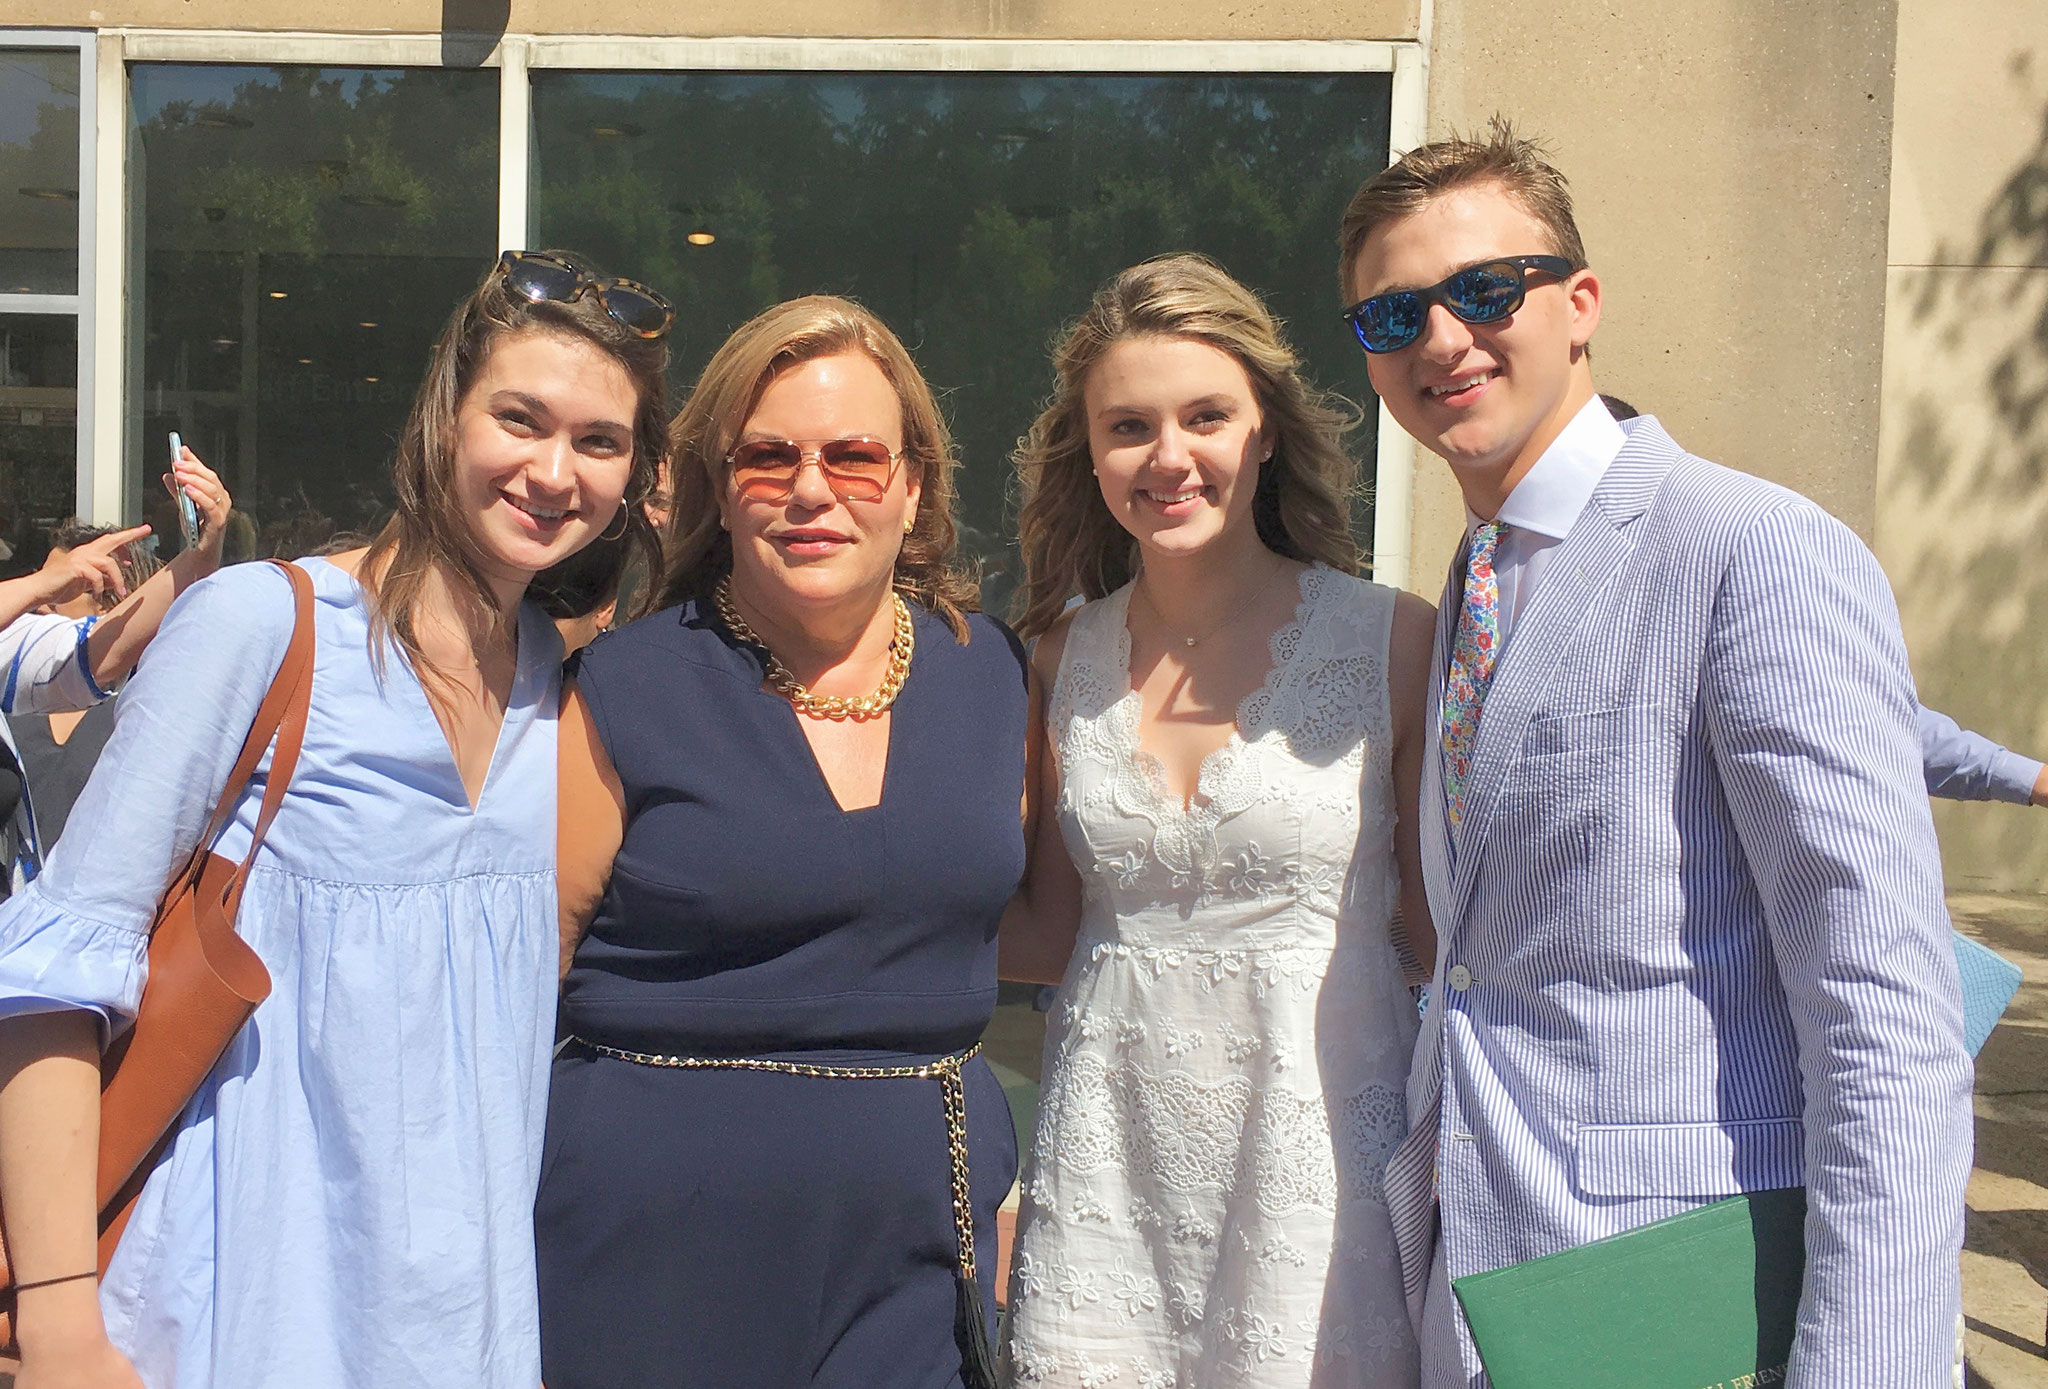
[{"left": 170, "top": 560, "right": 316, "bottom": 913}]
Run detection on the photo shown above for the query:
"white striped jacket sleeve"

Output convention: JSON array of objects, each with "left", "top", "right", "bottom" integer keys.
[{"left": 1701, "top": 499, "right": 1972, "bottom": 1387}]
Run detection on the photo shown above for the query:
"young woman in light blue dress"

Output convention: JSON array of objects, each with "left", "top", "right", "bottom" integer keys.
[{"left": 0, "top": 250, "right": 671, "bottom": 1389}]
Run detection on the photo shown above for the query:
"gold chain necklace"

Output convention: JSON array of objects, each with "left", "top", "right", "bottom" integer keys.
[{"left": 714, "top": 575, "right": 914, "bottom": 721}]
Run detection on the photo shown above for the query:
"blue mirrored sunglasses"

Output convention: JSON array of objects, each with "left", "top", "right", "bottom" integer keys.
[{"left": 1343, "top": 255, "right": 1575, "bottom": 354}]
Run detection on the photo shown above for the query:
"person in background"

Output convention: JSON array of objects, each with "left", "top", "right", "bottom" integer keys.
[
  {"left": 1603, "top": 394, "right": 2048, "bottom": 812},
  {"left": 1918, "top": 706, "right": 2048, "bottom": 806},
  {"left": 0, "top": 456, "right": 235, "bottom": 893},
  {"left": 1341, "top": 123, "right": 1968, "bottom": 1385},
  {"left": 6, "top": 524, "right": 164, "bottom": 857},
  {"left": 0, "top": 247, "right": 667, "bottom": 1389},
  {"left": 530, "top": 533, "right": 624, "bottom": 656}
]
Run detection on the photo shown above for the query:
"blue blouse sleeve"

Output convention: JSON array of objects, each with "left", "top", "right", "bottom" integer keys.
[{"left": 0, "top": 562, "right": 297, "bottom": 1036}]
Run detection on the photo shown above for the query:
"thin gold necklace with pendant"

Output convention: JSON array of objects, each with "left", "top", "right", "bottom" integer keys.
[
  {"left": 1134, "top": 554, "right": 1286, "bottom": 649},
  {"left": 714, "top": 575, "right": 915, "bottom": 721}
]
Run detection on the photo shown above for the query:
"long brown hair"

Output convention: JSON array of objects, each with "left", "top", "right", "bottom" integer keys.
[
  {"left": 659, "top": 294, "right": 980, "bottom": 642},
  {"left": 360, "top": 250, "right": 668, "bottom": 683},
  {"left": 1011, "top": 253, "right": 1363, "bottom": 641}
]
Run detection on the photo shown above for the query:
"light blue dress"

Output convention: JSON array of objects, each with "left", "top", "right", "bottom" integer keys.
[{"left": 0, "top": 557, "right": 562, "bottom": 1388}]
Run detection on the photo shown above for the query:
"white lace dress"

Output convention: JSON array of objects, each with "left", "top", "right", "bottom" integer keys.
[{"left": 1003, "top": 566, "right": 1420, "bottom": 1389}]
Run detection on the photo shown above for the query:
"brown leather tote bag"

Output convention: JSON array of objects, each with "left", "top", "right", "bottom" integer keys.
[{"left": 0, "top": 559, "right": 316, "bottom": 1351}]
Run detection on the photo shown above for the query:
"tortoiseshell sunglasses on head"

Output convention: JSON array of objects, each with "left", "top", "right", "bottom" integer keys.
[{"left": 495, "top": 249, "right": 674, "bottom": 340}]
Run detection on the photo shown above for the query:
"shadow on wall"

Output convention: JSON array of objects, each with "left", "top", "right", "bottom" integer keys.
[
  {"left": 1885, "top": 87, "right": 2048, "bottom": 890},
  {"left": 441, "top": 0, "right": 510, "bottom": 67}
]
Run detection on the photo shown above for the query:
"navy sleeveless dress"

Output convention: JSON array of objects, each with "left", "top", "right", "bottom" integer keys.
[{"left": 536, "top": 597, "right": 1027, "bottom": 1389}]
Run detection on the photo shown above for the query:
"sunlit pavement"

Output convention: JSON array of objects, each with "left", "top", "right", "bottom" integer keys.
[
  {"left": 983, "top": 982, "right": 1051, "bottom": 1305},
  {"left": 1956, "top": 892, "right": 2048, "bottom": 1388}
]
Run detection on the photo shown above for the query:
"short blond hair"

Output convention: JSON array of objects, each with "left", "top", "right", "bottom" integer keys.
[
  {"left": 659, "top": 295, "right": 979, "bottom": 641},
  {"left": 1338, "top": 117, "right": 1588, "bottom": 297}
]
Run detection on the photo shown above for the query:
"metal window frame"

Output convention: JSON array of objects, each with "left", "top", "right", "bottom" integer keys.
[
  {"left": 79, "top": 29, "right": 1425, "bottom": 574},
  {"left": 0, "top": 28, "right": 97, "bottom": 521}
]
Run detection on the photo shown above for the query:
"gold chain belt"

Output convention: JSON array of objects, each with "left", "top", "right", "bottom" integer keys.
[{"left": 571, "top": 1037, "right": 984, "bottom": 1282}]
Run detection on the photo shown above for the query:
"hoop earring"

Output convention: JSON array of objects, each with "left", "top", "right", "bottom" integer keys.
[{"left": 598, "top": 507, "right": 631, "bottom": 543}]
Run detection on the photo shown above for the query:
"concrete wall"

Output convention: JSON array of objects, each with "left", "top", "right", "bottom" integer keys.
[
  {"left": 11, "top": 0, "right": 1417, "bottom": 40},
  {"left": 27, "top": 0, "right": 2035, "bottom": 893},
  {"left": 17, "top": 0, "right": 1903, "bottom": 598},
  {"left": 1877, "top": 0, "right": 2048, "bottom": 891},
  {"left": 1401, "top": 0, "right": 1903, "bottom": 598}
]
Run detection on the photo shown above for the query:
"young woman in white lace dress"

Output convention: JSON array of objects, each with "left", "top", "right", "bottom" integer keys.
[{"left": 1000, "top": 255, "right": 1436, "bottom": 1388}]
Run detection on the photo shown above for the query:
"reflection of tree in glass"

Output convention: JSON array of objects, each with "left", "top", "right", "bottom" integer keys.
[
  {"left": 130, "top": 66, "right": 497, "bottom": 548},
  {"left": 144, "top": 69, "right": 493, "bottom": 256},
  {"left": 533, "top": 71, "right": 1389, "bottom": 609},
  {"left": 0, "top": 49, "right": 82, "bottom": 293},
  {"left": 0, "top": 55, "right": 86, "bottom": 574}
]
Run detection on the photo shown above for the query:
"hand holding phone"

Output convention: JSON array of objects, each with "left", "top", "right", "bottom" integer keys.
[{"left": 169, "top": 431, "right": 201, "bottom": 550}]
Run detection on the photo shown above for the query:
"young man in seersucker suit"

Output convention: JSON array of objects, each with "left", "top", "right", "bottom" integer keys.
[{"left": 1339, "top": 122, "right": 1972, "bottom": 1388}]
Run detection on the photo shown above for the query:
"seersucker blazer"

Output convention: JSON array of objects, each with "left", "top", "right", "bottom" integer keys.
[{"left": 1402, "top": 416, "right": 1973, "bottom": 1388}]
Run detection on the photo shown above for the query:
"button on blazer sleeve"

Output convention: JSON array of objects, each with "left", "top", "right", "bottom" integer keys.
[{"left": 1700, "top": 499, "right": 1971, "bottom": 1387}]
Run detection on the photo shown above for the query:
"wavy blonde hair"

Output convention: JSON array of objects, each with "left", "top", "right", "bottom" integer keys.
[
  {"left": 1011, "top": 254, "right": 1363, "bottom": 640},
  {"left": 659, "top": 295, "right": 979, "bottom": 642}
]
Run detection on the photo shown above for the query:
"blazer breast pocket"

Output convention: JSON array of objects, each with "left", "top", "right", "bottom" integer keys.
[
  {"left": 1520, "top": 701, "right": 1680, "bottom": 760},
  {"left": 1574, "top": 1117, "right": 1805, "bottom": 1199}
]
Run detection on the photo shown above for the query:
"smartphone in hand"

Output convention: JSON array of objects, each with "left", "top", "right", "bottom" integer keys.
[{"left": 169, "top": 431, "right": 201, "bottom": 550}]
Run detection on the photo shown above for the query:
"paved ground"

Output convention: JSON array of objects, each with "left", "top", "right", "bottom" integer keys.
[{"left": 1955, "top": 891, "right": 2048, "bottom": 1388}]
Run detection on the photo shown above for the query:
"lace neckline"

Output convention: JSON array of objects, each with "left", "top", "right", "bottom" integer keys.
[{"left": 1107, "top": 564, "right": 1320, "bottom": 819}]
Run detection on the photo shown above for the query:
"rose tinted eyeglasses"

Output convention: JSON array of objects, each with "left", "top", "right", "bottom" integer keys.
[{"left": 725, "top": 437, "right": 904, "bottom": 503}]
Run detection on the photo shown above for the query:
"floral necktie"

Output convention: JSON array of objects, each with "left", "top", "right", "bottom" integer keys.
[
  {"left": 1387, "top": 520, "right": 1506, "bottom": 1317},
  {"left": 1441, "top": 520, "right": 1502, "bottom": 827}
]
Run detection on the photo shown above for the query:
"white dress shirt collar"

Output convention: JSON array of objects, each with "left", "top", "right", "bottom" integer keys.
[
  {"left": 1465, "top": 395, "right": 1629, "bottom": 542},
  {"left": 1455, "top": 397, "right": 1630, "bottom": 648}
]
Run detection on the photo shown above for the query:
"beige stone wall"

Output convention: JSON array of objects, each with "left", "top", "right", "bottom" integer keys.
[
  {"left": 1877, "top": 0, "right": 2048, "bottom": 891},
  {"left": 1394, "top": 0, "right": 1902, "bottom": 600},
  {"left": 9, "top": 0, "right": 1417, "bottom": 40}
]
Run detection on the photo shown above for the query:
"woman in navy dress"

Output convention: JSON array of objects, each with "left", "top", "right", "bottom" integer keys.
[{"left": 540, "top": 295, "right": 1026, "bottom": 1389}]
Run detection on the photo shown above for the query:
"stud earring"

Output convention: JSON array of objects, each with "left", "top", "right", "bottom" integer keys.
[{"left": 904, "top": 517, "right": 916, "bottom": 534}]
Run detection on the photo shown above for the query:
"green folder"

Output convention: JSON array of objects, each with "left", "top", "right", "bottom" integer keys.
[{"left": 1451, "top": 1187, "right": 1806, "bottom": 1389}]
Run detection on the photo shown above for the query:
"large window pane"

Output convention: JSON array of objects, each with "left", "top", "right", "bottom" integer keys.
[
  {"left": 533, "top": 68, "right": 1392, "bottom": 1147},
  {"left": 532, "top": 70, "right": 1391, "bottom": 611},
  {"left": 0, "top": 48, "right": 82, "bottom": 295},
  {"left": 0, "top": 313, "right": 80, "bottom": 574},
  {"left": 129, "top": 65, "right": 497, "bottom": 553}
]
